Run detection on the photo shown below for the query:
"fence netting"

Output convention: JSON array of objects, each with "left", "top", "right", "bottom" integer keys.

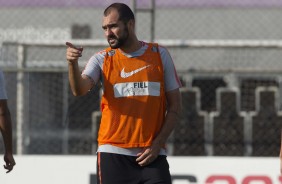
[{"left": 0, "top": 0, "right": 282, "bottom": 156}]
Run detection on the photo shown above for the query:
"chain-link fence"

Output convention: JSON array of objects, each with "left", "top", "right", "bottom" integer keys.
[{"left": 1, "top": 0, "right": 282, "bottom": 156}]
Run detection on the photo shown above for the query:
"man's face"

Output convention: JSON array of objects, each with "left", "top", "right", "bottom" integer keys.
[{"left": 102, "top": 10, "right": 129, "bottom": 49}]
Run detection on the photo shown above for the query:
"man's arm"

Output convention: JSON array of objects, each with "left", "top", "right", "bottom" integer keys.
[
  {"left": 152, "top": 88, "right": 181, "bottom": 148},
  {"left": 136, "top": 88, "right": 181, "bottom": 166},
  {"left": 0, "top": 99, "right": 15, "bottom": 173},
  {"left": 66, "top": 42, "right": 94, "bottom": 96}
]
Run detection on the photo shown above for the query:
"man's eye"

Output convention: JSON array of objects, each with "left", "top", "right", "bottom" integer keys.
[{"left": 110, "top": 24, "right": 118, "bottom": 28}]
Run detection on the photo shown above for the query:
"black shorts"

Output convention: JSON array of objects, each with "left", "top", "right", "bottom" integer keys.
[{"left": 97, "top": 152, "right": 172, "bottom": 184}]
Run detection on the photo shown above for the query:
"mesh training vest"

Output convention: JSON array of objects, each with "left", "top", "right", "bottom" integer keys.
[{"left": 98, "top": 43, "right": 166, "bottom": 148}]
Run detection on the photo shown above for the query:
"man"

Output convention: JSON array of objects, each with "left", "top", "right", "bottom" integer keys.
[
  {"left": 66, "top": 3, "right": 181, "bottom": 184},
  {"left": 0, "top": 70, "right": 15, "bottom": 173}
]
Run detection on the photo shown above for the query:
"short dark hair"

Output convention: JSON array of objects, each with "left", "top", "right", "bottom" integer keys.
[{"left": 104, "top": 3, "right": 135, "bottom": 23}]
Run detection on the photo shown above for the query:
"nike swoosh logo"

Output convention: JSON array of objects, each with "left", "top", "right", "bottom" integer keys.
[{"left": 120, "top": 65, "right": 150, "bottom": 78}]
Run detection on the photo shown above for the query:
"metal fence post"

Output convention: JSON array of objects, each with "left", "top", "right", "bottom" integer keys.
[
  {"left": 131, "top": 0, "right": 155, "bottom": 42},
  {"left": 16, "top": 44, "right": 25, "bottom": 154}
]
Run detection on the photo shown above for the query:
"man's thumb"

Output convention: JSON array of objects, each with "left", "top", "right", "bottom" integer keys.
[{"left": 65, "top": 42, "right": 83, "bottom": 51}]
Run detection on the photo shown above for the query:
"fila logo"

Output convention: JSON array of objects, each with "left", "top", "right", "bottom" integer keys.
[{"left": 120, "top": 65, "right": 150, "bottom": 78}]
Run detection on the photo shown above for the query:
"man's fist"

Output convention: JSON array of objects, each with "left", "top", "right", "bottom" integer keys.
[{"left": 66, "top": 42, "right": 83, "bottom": 63}]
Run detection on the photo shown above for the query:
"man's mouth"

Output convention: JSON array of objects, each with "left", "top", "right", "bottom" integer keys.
[{"left": 108, "top": 38, "right": 116, "bottom": 44}]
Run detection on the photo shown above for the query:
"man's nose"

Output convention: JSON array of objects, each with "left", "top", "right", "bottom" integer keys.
[{"left": 105, "top": 28, "right": 113, "bottom": 37}]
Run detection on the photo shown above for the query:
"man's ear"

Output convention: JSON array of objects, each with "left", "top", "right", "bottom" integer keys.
[{"left": 127, "top": 19, "right": 135, "bottom": 30}]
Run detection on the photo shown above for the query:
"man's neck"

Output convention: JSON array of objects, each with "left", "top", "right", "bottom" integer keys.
[{"left": 119, "top": 37, "right": 141, "bottom": 53}]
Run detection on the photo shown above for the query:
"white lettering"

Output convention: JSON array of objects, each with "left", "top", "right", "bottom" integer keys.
[{"left": 113, "top": 82, "right": 160, "bottom": 97}]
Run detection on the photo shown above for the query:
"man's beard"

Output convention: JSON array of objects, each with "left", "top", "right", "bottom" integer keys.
[{"left": 108, "top": 27, "right": 129, "bottom": 49}]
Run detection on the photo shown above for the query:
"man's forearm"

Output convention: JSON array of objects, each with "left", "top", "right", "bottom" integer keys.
[
  {"left": 153, "top": 111, "right": 180, "bottom": 146},
  {"left": 0, "top": 110, "right": 13, "bottom": 154},
  {"left": 68, "top": 61, "right": 87, "bottom": 96},
  {"left": 153, "top": 89, "right": 182, "bottom": 146}
]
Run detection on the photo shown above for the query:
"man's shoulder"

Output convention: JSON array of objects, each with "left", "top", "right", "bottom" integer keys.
[
  {"left": 95, "top": 49, "right": 107, "bottom": 57},
  {"left": 91, "top": 49, "right": 107, "bottom": 61},
  {"left": 145, "top": 42, "right": 167, "bottom": 52},
  {"left": 94, "top": 47, "right": 118, "bottom": 58}
]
